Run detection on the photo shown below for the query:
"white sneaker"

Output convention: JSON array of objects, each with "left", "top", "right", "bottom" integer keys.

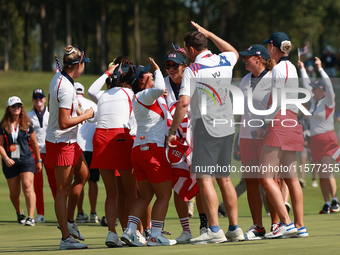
[
  {"left": 35, "top": 214, "right": 45, "bottom": 223},
  {"left": 25, "top": 217, "right": 35, "bottom": 226},
  {"left": 121, "top": 229, "right": 144, "bottom": 247},
  {"left": 75, "top": 213, "right": 89, "bottom": 223},
  {"left": 90, "top": 213, "right": 100, "bottom": 223},
  {"left": 176, "top": 231, "right": 193, "bottom": 244},
  {"left": 190, "top": 228, "right": 227, "bottom": 244},
  {"left": 136, "top": 230, "right": 146, "bottom": 245},
  {"left": 59, "top": 236, "right": 87, "bottom": 250},
  {"left": 68, "top": 222, "right": 85, "bottom": 241},
  {"left": 265, "top": 222, "right": 297, "bottom": 239},
  {"left": 105, "top": 231, "right": 123, "bottom": 247},
  {"left": 244, "top": 225, "right": 265, "bottom": 241},
  {"left": 294, "top": 226, "right": 309, "bottom": 238},
  {"left": 225, "top": 228, "right": 245, "bottom": 242},
  {"left": 147, "top": 233, "right": 177, "bottom": 246},
  {"left": 311, "top": 180, "right": 318, "bottom": 188}
]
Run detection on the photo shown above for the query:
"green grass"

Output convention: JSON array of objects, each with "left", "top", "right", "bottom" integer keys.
[{"left": 0, "top": 71, "right": 340, "bottom": 254}]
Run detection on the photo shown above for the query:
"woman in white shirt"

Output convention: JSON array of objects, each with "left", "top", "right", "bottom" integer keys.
[
  {"left": 45, "top": 45, "right": 94, "bottom": 250},
  {"left": 120, "top": 58, "right": 176, "bottom": 247},
  {"left": 88, "top": 58, "right": 136, "bottom": 247},
  {"left": 238, "top": 44, "right": 275, "bottom": 240},
  {"left": 298, "top": 57, "right": 339, "bottom": 214},
  {"left": 258, "top": 32, "right": 308, "bottom": 238}
]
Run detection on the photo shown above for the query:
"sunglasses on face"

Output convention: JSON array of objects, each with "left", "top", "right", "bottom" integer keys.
[
  {"left": 165, "top": 63, "right": 182, "bottom": 70},
  {"left": 33, "top": 95, "right": 44, "bottom": 100},
  {"left": 11, "top": 104, "right": 22, "bottom": 108}
]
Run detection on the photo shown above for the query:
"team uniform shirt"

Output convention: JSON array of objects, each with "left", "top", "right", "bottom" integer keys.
[
  {"left": 300, "top": 67, "right": 335, "bottom": 136},
  {"left": 133, "top": 70, "right": 167, "bottom": 148},
  {"left": 88, "top": 73, "right": 134, "bottom": 131},
  {"left": 265, "top": 58, "right": 299, "bottom": 120},
  {"left": 76, "top": 95, "right": 98, "bottom": 152},
  {"left": 46, "top": 71, "right": 79, "bottom": 144},
  {"left": 239, "top": 70, "right": 272, "bottom": 139},
  {"left": 179, "top": 50, "right": 237, "bottom": 138},
  {"left": 27, "top": 106, "right": 49, "bottom": 153},
  {"left": 1, "top": 124, "right": 35, "bottom": 164}
]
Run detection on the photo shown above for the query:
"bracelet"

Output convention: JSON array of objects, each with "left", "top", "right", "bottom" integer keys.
[
  {"left": 168, "top": 129, "right": 176, "bottom": 135},
  {"left": 37, "top": 159, "right": 43, "bottom": 163},
  {"left": 4, "top": 157, "right": 9, "bottom": 161},
  {"left": 105, "top": 71, "right": 111, "bottom": 77}
]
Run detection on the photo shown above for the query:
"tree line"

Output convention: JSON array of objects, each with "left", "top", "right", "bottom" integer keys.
[{"left": 1, "top": 0, "right": 340, "bottom": 77}]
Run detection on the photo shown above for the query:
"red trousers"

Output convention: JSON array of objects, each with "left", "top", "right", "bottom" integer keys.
[{"left": 33, "top": 153, "right": 57, "bottom": 215}]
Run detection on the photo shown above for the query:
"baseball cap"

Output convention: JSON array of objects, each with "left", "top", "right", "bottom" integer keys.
[
  {"left": 32, "top": 88, "right": 45, "bottom": 97},
  {"left": 7, "top": 96, "right": 23, "bottom": 107},
  {"left": 64, "top": 46, "right": 90, "bottom": 65},
  {"left": 309, "top": 80, "right": 326, "bottom": 91},
  {"left": 263, "top": 32, "right": 290, "bottom": 49},
  {"left": 239, "top": 45, "right": 270, "bottom": 60},
  {"left": 74, "top": 82, "right": 85, "bottom": 94},
  {"left": 166, "top": 140, "right": 189, "bottom": 164},
  {"left": 164, "top": 52, "right": 186, "bottom": 64},
  {"left": 131, "top": 65, "right": 152, "bottom": 86}
]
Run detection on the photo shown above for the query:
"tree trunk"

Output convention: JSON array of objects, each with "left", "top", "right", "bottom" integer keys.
[
  {"left": 23, "top": 0, "right": 30, "bottom": 71},
  {"left": 66, "top": 2, "right": 72, "bottom": 45},
  {"left": 134, "top": 0, "right": 141, "bottom": 64},
  {"left": 156, "top": 0, "right": 165, "bottom": 64},
  {"left": 100, "top": 1, "right": 107, "bottom": 72},
  {"left": 40, "top": 3, "right": 49, "bottom": 71},
  {"left": 5, "top": 0, "right": 12, "bottom": 71},
  {"left": 121, "top": 4, "right": 129, "bottom": 56}
]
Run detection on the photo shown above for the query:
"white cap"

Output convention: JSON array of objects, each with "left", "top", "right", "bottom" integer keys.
[
  {"left": 7, "top": 96, "right": 23, "bottom": 107},
  {"left": 74, "top": 82, "right": 85, "bottom": 94}
]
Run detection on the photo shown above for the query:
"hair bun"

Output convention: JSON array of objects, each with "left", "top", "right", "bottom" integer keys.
[{"left": 280, "top": 40, "right": 291, "bottom": 53}]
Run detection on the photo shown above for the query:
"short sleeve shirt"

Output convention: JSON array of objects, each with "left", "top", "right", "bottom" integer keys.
[{"left": 46, "top": 71, "right": 79, "bottom": 143}]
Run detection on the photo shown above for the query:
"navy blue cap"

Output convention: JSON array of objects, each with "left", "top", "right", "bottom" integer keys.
[
  {"left": 239, "top": 45, "right": 270, "bottom": 60},
  {"left": 165, "top": 52, "right": 186, "bottom": 64},
  {"left": 131, "top": 65, "right": 152, "bottom": 86},
  {"left": 32, "top": 88, "right": 45, "bottom": 97},
  {"left": 309, "top": 80, "right": 326, "bottom": 91},
  {"left": 263, "top": 32, "right": 290, "bottom": 49}
]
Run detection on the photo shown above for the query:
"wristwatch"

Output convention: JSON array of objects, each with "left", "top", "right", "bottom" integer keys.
[{"left": 168, "top": 129, "right": 176, "bottom": 135}]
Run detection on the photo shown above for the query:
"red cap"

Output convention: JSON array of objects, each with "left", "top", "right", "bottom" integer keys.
[{"left": 166, "top": 140, "right": 189, "bottom": 164}]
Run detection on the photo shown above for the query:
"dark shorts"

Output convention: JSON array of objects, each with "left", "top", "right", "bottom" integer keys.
[
  {"left": 191, "top": 119, "right": 234, "bottom": 177},
  {"left": 2, "top": 157, "right": 35, "bottom": 179},
  {"left": 83, "top": 151, "right": 100, "bottom": 182}
]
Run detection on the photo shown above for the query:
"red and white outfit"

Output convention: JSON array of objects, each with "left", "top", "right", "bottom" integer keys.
[
  {"left": 28, "top": 107, "right": 57, "bottom": 216},
  {"left": 264, "top": 58, "right": 304, "bottom": 151},
  {"left": 88, "top": 73, "right": 134, "bottom": 170},
  {"left": 164, "top": 77, "right": 199, "bottom": 201},
  {"left": 45, "top": 71, "right": 83, "bottom": 167},
  {"left": 300, "top": 67, "right": 340, "bottom": 163},
  {"left": 131, "top": 70, "right": 172, "bottom": 183},
  {"left": 239, "top": 70, "right": 272, "bottom": 162}
]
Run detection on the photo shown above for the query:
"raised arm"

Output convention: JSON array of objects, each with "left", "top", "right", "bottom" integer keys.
[
  {"left": 191, "top": 21, "right": 239, "bottom": 60},
  {"left": 136, "top": 58, "right": 165, "bottom": 105},
  {"left": 298, "top": 60, "right": 313, "bottom": 91},
  {"left": 88, "top": 64, "right": 118, "bottom": 103},
  {"left": 316, "top": 57, "right": 335, "bottom": 105}
]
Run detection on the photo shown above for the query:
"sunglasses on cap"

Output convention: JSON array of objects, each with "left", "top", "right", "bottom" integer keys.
[
  {"left": 11, "top": 104, "right": 22, "bottom": 108},
  {"left": 165, "top": 63, "right": 182, "bottom": 70},
  {"left": 33, "top": 95, "right": 44, "bottom": 100},
  {"left": 64, "top": 46, "right": 88, "bottom": 65}
]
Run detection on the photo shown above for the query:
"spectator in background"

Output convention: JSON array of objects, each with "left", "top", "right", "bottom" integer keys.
[
  {"left": 28, "top": 89, "right": 57, "bottom": 223},
  {"left": 304, "top": 53, "right": 316, "bottom": 78},
  {"left": 321, "top": 46, "right": 337, "bottom": 78},
  {"left": 0, "top": 96, "right": 42, "bottom": 226},
  {"left": 74, "top": 82, "right": 100, "bottom": 224}
]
